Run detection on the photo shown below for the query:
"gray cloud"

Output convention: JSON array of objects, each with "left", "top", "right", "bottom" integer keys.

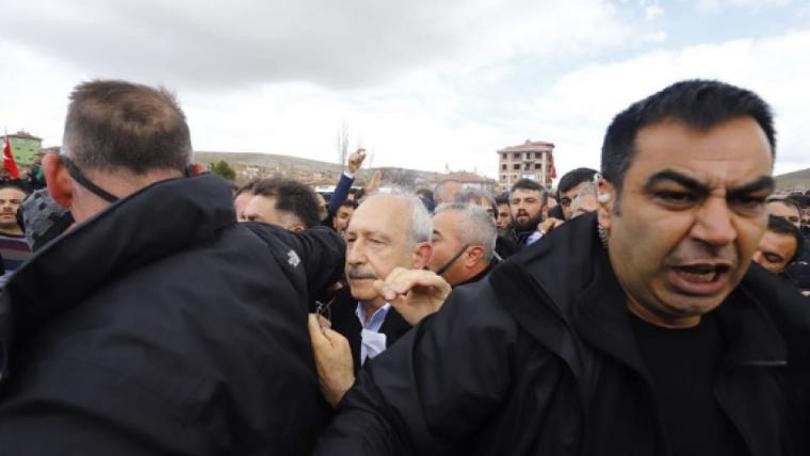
[{"left": 0, "top": 0, "right": 627, "bottom": 90}]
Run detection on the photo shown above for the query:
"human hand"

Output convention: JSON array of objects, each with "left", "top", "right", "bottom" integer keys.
[
  {"left": 373, "top": 267, "right": 451, "bottom": 326},
  {"left": 364, "top": 170, "right": 383, "bottom": 195},
  {"left": 347, "top": 148, "right": 366, "bottom": 174},
  {"left": 538, "top": 217, "right": 564, "bottom": 235},
  {"left": 307, "top": 314, "right": 355, "bottom": 407}
]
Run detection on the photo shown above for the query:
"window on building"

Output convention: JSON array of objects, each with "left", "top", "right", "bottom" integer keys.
[
  {"left": 535, "top": 152, "right": 542, "bottom": 159},
  {"left": 502, "top": 153, "right": 507, "bottom": 160},
  {"left": 513, "top": 153, "right": 520, "bottom": 159},
  {"left": 535, "top": 163, "right": 542, "bottom": 170},
  {"left": 501, "top": 164, "right": 507, "bottom": 171},
  {"left": 513, "top": 164, "right": 520, "bottom": 170}
]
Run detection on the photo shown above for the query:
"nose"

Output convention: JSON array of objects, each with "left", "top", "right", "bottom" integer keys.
[
  {"left": 691, "top": 196, "right": 737, "bottom": 247},
  {"left": 346, "top": 239, "right": 366, "bottom": 266}
]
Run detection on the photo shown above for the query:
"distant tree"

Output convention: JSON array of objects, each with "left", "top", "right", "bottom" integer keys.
[{"left": 209, "top": 160, "right": 236, "bottom": 181}]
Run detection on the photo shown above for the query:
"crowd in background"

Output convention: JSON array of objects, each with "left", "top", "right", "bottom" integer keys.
[{"left": 0, "top": 78, "right": 807, "bottom": 455}]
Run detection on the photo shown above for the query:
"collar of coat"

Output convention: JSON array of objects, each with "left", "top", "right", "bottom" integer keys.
[
  {"left": 0, "top": 173, "right": 235, "bottom": 379},
  {"left": 490, "top": 212, "right": 788, "bottom": 395}
]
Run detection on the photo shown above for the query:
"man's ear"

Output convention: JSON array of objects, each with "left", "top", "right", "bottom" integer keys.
[
  {"left": 464, "top": 245, "right": 485, "bottom": 268},
  {"left": 187, "top": 163, "right": 206, "bottom": 176},
  {"left": 413, "top": 242, "right": 432, "bottom": 269},
  {"left": 289, "top": 224, "right": 305, "bottom": 233},
  {"left": 596, "top": 178, "right": 616, "bottom": 230},
  {"left": 43, "top": 153, "right": 73, "bottom": 208}
]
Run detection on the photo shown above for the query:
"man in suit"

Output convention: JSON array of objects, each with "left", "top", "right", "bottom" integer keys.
[{"left": 313, "top": 192, "right": 439, "bottom": 406}]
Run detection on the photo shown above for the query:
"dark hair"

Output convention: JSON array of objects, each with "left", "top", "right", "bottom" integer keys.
[
  {"left": 338, "top": 199, "right": 359, "bottom": 211},
  {"left": 495, "top": 194, "right": 510, "bottom": 206},
  {"left": 510, "top": 178, "right": 548, "bottom": 205},
  {"left": 235, "top": 178, "right": 260, "bottom": 198},
  {"left": 0, "top": 182, "right": 31, "bottom": 197},
  {"left": 601, "top": 80, "right": 775, "bottom": 194},
  {"left": 788, "top": 194, "right": 810, "bottom": 209},
  {"left": 63, "top": 80, "right": 193, "bottom": 174},
  {"left": 416, "top": 188, "right": 434, "bottom": 202},
  {"left": 767, "top": 215, "right": 804, "bottom": 264},
  {"left": 252, "top": 178, "right": 321, "bottom": 228},
  {"left": 767, "top": 197, "right": 801, "bottom": 217},
  {"left": 557, "top": 167, "right": 598, "bottom": 200}
]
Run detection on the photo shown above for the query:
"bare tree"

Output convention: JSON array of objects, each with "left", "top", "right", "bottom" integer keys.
[{"left": 336, "top": 122, "right": 350, "bottom": 168}]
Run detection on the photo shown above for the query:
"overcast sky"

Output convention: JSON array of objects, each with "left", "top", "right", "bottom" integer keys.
[{"left": 1, "top": 0, "right": 808, "bottom": 179}]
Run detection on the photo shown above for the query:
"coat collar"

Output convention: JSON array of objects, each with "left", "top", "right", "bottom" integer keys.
[
  {"left": 0, "top": 174, "right": 235, "bottom": 349},
  {"left": 506, "top": 213, "right": 787, "bottom": 380}
]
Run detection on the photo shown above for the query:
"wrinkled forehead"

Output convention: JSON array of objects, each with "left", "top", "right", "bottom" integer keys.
[
  {"left": 433, "top": 210, "right": 461, "bottom": 235},
  {"left": 348, "top": 197, "right": 410, "bottom": 241},
  {"left": 0, "top": 188, "right": 26, "bottom": 200},
  {"left": 629, "top": 118, "right": 773, "bottom": 190},
  {"left": 767, "top": 201, "right": 800, "bottom": 218},
  {"left": 761, "top": 229, "right": 798, "bottom": 254}
]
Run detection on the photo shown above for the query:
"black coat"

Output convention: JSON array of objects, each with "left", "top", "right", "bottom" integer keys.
[
  {"left": 0, "top": 174, "right": 346, "bottom": 455},
  {"left": 316, "top": 213, "right": 809, "bottom": 455},
  {"left": 330, "top": 288, "right": 411, "bottom": 373}
]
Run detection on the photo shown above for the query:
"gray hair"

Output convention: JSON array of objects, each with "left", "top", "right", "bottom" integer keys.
[
  {"left": 454, "top": 189, "right": 496, "bottom": 213},
  {"left": 434, "top": 202, "right": 497, "bottom": 261},
  {"left": 365, "top": 191, "right": 432, "bottom": 246},
  {"left": 63, "top": 79, "right": 193, "bottom": 173}
]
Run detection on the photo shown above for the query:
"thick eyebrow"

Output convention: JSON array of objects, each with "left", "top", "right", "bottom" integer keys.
[
  {"left": 644, "top": 170, "right": 774, "bottom": 199},
  {"left": 643, "top": 169, "right": 710, "bottom": 196},
  {"left": 727, "top": 176, "right": 775, "bottom": 199}
]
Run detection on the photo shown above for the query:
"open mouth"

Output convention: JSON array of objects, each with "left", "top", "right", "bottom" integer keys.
[
  {"left": 667, "top": 262, "right": 733, "bottom": 296},
  {"left": 672, "top": 264, "right": 731, "bottom": 283}
]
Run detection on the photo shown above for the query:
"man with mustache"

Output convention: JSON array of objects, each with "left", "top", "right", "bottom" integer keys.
[
  {"left": 312, "top": 193, "right": 436, "bottom": 405},
  {"left": 508, "top": 178, "right": 549, "bottom": 247},
  {"left": 316, "top": 80, "right": 810, "bottom": 455}
]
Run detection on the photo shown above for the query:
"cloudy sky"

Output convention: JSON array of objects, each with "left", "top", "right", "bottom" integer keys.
[{"left": 1, "top": 0, "right": 808, "bottom": 179}]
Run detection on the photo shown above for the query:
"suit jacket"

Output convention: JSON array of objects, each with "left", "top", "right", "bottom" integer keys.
[{"left": 330, "top": 288, "right": 411, "bottom": 373}]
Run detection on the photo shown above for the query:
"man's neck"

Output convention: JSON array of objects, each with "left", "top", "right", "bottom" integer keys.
[
  {"left": 626, "top": 298, "right": 702, "bottom": 329},
  {"left": 0, "top": 226, "right": 23, "bottom": 237}
]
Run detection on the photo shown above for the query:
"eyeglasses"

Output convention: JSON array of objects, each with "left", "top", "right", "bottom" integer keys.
[{"left": 315, "top": 294, "right": 336, "bottom": 323}]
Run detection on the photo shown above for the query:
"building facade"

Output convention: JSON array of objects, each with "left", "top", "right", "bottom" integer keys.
[
  {"left": 497, "top": 139, "right": 555, "bottom": 191},
  {"left": 4, "top": 131, "right": 42, "bottom": 167}
]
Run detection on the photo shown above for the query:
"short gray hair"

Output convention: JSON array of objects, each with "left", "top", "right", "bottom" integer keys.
[
  {"left": 365, "top": 191, "right": 432, "bottom": 246},
  {"left": 63, "top": 79, "right": 193, "bottom": 173},
  {"left": 434, "top": 202, "right": 497, "bottom": 261},
  {"left": 455, "top": 189, "right": 496, "bottom": 213}
]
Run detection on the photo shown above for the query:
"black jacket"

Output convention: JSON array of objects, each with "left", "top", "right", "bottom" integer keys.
[
  {"left": 317, "top": 213, "right": 809, "bottom": 455},
  {"left": 0, "top": 174, "right": 345, "bottom": 455},
  {"left": 330, "top": 288, "right": 411, "bottom": 373}
]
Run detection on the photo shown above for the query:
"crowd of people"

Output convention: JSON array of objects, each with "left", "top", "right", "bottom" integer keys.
[{"left": 0, "top": 77, "right": 807, "bottom": 455}]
